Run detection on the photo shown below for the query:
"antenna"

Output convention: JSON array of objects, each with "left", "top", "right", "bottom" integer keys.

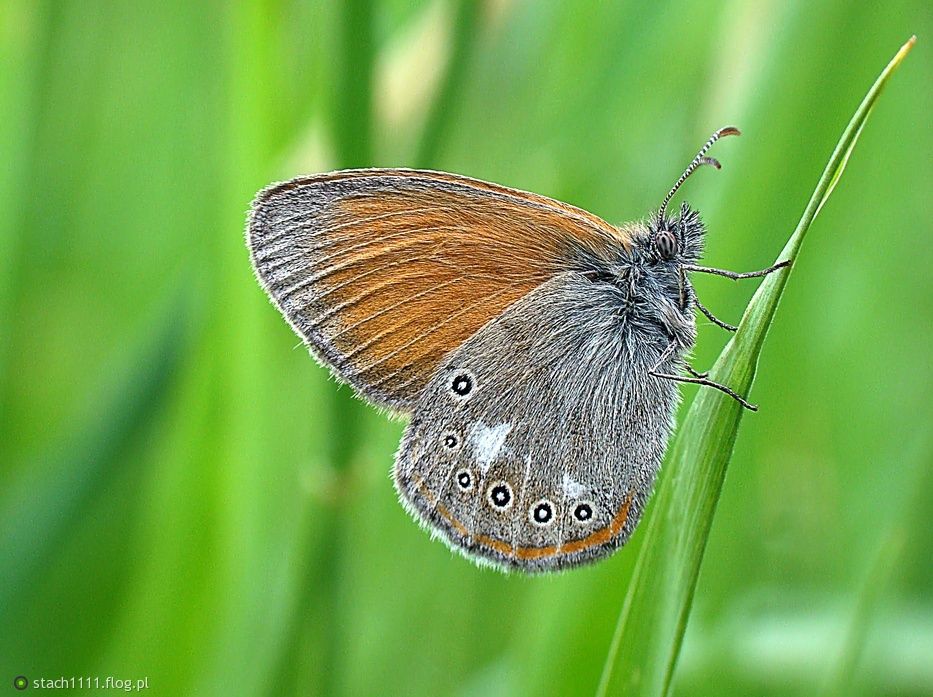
[{"left": 657, "top": 126, "right": 740, "bottom": 225}]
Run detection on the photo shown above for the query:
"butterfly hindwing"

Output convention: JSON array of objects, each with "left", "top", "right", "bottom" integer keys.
[
  {"left": 394, "top": 271, "right": 679, "bottom": 572},
  {"left": 247, "top": 169, "right": 630, "bottom": 411}
]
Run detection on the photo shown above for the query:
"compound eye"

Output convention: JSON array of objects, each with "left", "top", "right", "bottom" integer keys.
[{"left": 655, "top": 230, "right": 677, "bottom": 259}]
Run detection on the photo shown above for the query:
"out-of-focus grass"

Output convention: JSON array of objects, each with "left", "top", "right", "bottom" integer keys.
[
  {"left": 597, "top": 36, "right": 915, "bottom": 697},
  {"left": 1, "top": 2, "right": 930, "bottom": 697}
]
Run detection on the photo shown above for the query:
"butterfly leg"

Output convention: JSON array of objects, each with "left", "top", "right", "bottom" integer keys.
[
  {"left": 685, "top": 364, "right": 709, "bottom": 379},
  {"left": 682, "top": 259, "right": 791, "bottom": 280},
  {"left": 649, "top": 344, "right": 757, "bottom": 411},
  {"left": 694, "top": 295, "right": 737, "bottom": 332}
]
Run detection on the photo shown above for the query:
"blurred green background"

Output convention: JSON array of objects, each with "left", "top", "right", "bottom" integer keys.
[{"left": 1, "top": 1, "right": 930, "bottom": 696}]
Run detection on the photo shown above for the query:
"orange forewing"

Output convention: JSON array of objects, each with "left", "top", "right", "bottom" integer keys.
[{"left": 248, "top": 169, "right": 630, "bottom": 410}]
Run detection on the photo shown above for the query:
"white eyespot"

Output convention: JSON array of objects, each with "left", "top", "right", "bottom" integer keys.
[
  {"left": 448, "top": 369, "right": 476, "bottom": 400},
  {"left": 487, "top": 481, "right": 513, "bottom": 510},
  {"left": 455, "top": 468, "right": 473, "bottom": 492},
  {"left": 530, "top": 499, "right": 555, "bottom": 527},
  {"left": 572, "top": 501, "right": 595, "bottom": 524}
]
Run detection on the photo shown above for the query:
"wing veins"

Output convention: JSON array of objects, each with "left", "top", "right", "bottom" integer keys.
[
  {"left": 330, "top": 277, "right": 464, "bottom": 341},
  {"left": 361, "top": 284, "right": 516, "bottom": 387},
  {"left": 311, "top": 267, "right": 441, "bottom": 322}
]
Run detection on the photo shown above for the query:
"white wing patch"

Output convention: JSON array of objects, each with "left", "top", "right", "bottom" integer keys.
[
  {"left": 562, "top": 472, "right": 588, "bottom": 498},
  {"left": 469, "top": 422, "right": 512, "bottom": 472}
]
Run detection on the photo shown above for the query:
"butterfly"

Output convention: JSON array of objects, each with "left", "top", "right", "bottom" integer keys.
[{"left": 246, "top": 127, "right": 788, "bottom": 572}]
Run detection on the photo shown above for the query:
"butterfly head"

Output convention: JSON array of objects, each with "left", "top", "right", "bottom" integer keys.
[
  {"left": 645, "top": 201, "right": 705, "bottom": 265},
  {"left": 593, "top": 128, "right": 740, "bottom": 341}
]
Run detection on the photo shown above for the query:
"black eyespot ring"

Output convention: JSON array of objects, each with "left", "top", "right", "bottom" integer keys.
[
  {"left": 455, "top": 468, "right": 473, "bottom": 491},
  {"left": 655, "top": 230, "right": 677, "bottom": 260},
  {"left": 530, "top": 500, "right": 554, "bottom": 526},
  {"left": 442, "top": 432, "right": 459, "bottom": 450},
  {"left": 450, "top": 371, "right": 474, "bottom": 398},
  {"left": 573, "top": 502, "right": 594, "bottom": 523},
  {"left": 487, "top": 482, "right": 513, "bottom": 509}
]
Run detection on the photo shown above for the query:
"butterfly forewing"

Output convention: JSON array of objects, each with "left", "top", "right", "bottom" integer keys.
[
  {"left": 395, "top": 272, "right": 678, "bottom": 572},
  {"left": 247, "top": 169, "right": 630, "bottom": 410}
]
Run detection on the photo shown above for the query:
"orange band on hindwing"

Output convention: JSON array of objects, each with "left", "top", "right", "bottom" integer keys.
[{"left": 414, "top": 478, "right": 633, "bottom": 561}]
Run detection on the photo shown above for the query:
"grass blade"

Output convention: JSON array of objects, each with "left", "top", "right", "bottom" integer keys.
[{"left": 596, "top": 35, "right": 916, "bottom": 697}]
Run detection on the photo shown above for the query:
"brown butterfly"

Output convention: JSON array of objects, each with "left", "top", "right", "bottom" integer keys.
[{"left": 246, "top": 127, "right": 787, "bottom": 572}]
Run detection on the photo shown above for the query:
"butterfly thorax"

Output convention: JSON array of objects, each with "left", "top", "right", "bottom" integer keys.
[{"left": 579, "top": 202, "right": 705, "bottom": 354}]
